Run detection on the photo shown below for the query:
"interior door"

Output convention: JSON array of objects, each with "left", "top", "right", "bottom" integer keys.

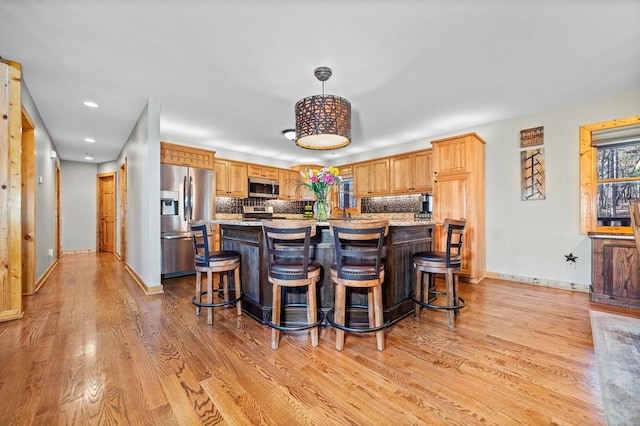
[{"left": 97, "top": 173, "right": 116, "bottom": 253}]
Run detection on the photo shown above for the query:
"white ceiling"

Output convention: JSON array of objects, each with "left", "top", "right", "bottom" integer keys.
[{"left": 1, "top": 0, "right": 639, "bottom": 165}]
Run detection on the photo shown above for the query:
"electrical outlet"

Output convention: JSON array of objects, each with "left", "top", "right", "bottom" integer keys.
[
  {"left": 566, "top": 260, "right": 576, "bottom": 269},
  {"left": 48, "top": 248, "right": 53, "bottom": 257}
]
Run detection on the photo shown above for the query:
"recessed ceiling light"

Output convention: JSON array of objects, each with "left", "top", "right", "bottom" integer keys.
[
  {"left": 84, "top": 153, "right": 94, "bottom": 160},
  {"left": 83, "top": 101, "right": 98, "bottom": 108},
  {"left": 84, "top": 137, "right": 95, "bottom": 143}
]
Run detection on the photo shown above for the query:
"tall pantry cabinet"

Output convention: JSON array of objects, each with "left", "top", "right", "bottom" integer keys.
[{"left": 432, "top": 132, "right": 486, "bottom": 283}]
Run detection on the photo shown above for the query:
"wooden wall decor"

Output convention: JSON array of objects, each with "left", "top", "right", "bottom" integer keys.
[
  {"left": 520, "top": 126, "right": 544, "bottom": 148},
  {"left": 521, "top": 148, "right": 546, "bottom": 201}
]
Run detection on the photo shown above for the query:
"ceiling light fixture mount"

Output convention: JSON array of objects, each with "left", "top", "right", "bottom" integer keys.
[
  {"left": 294, "top": 66, "right": 351, "bottom": 150},
  {"left": 281, "top": 128, "right": 296, "bottom": 141}
]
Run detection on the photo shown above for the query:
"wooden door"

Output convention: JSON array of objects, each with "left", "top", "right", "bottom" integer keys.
[
  {"left": 97, "top": 173, "right": 116, "bottom": 253},
  {"left": 21, "top": 109, "right": 35, "bottom": 295},
  {"left": 413, "top": 150, "right": 433, "bottom": 192},
  {"left": 119, "top": 161, "right": 127, "bottom": 261},
  {"left": 369, "top": 158, "right": 390, "bottom": 195},
  {"left": 390, "top": 154, "right": 413, "bottom": 194},
  {"left": 228, "top": 161, "right": 248, "bottom": 197},
  {"left": 433, "top": 173, "right": 470, "bottom": 275}
]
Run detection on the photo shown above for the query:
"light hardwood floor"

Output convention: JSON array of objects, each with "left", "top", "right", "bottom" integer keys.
[{"left": 1, "top": 252, "right": 638, "bottom": 425}]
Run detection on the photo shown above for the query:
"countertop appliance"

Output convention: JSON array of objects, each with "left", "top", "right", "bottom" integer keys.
[
  {"left": 414, "top": 193, "right": 433, "bottom": 220},
  {"left": 248, "top": 177, "right": 279, "bottom": 199},
  {"left": 161, "top": 164, "right": 215, "bottom": 277}
]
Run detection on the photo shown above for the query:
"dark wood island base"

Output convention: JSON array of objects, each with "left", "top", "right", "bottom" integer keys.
[{"left": 217, "top": 221, "right": 434, "bottom": 326}]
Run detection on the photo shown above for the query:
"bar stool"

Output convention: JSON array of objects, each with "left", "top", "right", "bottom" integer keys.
[
  {"left": 328, "top": 220, "right": 389, "bottom": 351},
  {"left": 262, "top": 220, "right": 322, "bottom": 349},
  {"left": 412, "top": 218, "right": 466, "bottom": 328},
  {"left": 190, "top": 222, "right": 243, "bottom": 325}
]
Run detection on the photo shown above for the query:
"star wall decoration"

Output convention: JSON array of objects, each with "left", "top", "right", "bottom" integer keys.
[{"left": 564, "top": 253, "right": 578, "bottom": 262}]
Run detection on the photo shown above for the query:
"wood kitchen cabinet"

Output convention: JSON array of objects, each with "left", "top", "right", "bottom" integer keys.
[
  {"left": 354, "top": 158, "right": 390, "bottom": 197},
  {"left": 278, "top": 169, "right": 301, "bottom": 200},
  {"left": 590, "top": 234, "right": 640, "bottom": 309},
  {"left": 160, "top": 142, "right": 215, "bottom": 170},
  {"left": 432, "top": 133, "right": 485, "bottom": 283},
  {"left": 214, "top": 159, "right": 248, "bottom": 197},
  {"left": 247, "top": 164, "right": 279, "bottom": 180},
  {"left": 390, "top": 149, "right": 433, "bottom": 194}
]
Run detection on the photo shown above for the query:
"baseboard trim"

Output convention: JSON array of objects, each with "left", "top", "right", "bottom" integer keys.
[
  {"left": 34, "top": 259, "right": 59, "bottom": 293},
  {"left": 124, "top": 263, "right": 164, "bottom": 295},
  {"left": 485, "top": 271, "right": 590, "bottom": 293}
]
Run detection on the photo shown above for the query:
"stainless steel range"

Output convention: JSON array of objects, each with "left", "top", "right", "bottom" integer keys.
[{"left": 242, "top": 206, "right": 286, "bottom": 221}]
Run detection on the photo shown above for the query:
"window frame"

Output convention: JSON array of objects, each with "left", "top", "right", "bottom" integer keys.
[{"left": 580, "top": 115, "right": 640, "bottom": 234}]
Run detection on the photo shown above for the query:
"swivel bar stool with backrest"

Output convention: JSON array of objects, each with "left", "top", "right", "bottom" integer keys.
[
  {"left": 328, "top": 220, "right": 389, "bottom": 351},
  {"left": 412, "top": 218, "right": 466, "bottom": 328},
  {"left": 262, "top": 220, "right": 322, "bottom": 349},
  {"left": 190, "top": 222, "right": 243, "bottom": 325}
]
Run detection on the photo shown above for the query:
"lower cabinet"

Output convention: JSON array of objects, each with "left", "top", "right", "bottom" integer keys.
[
  {"left": 590, "top": 234, "right": 640, "bottom": 309},
  {"left": 220, "top": 223, "right": 434, "bottom": 325}
]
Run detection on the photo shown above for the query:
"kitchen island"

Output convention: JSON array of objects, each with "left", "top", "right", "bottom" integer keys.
[{"left": 212, "top": 219, "right": 434, "bottom": 326}]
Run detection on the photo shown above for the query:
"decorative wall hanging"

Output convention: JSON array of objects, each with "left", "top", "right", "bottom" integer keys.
[
  {"left": 521, "top": 147, "right": 546, "bottom": 200},
  {"left": 520, "top": 126, "right": 544, "bottom": 148}
]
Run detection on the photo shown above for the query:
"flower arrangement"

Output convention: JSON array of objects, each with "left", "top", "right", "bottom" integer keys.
[
  {"left": 298, "top": 166, "right": 342, "bottom": 220},
  {"left": 299, "top": 166, "right": 342, "bottom": 200}
]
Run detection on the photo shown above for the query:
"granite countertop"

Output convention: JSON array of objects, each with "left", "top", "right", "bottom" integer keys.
[{"left": 211, "top": 214, "right": 434, "bottom": 227}]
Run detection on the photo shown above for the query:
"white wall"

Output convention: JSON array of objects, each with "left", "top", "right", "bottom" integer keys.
[
  {"left": 21, "top": 83, "right": 60, "bottom": 280},
  {"left": 117, "top": 99, "right": 162, "bottom": 293},
  {"left": 60, "top": 160, "right": 98, "bottom": 251},
  {"left": 341, "top": 89, "right": 640, "bottom": 286}
]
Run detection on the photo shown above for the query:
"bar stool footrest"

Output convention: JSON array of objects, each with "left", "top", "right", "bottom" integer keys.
[
  {"left": 411, "top": 291, "right": 466, "bottom": 311},
  {"left": 192, "top": 289, "right": 243, "bottom": 309},
  {"left": 326, "top": 305, "right": 390, "bottom": 333},
  {"left": 265, "top": 303, "right": 324, "bottom": 332}
]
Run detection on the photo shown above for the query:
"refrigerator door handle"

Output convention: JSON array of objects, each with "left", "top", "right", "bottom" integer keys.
[
  {"left": 189, "top": 175, "right": 194, "bottom": 221},
  {"left": 183, "top": 175, "right": 189, "bottom": 223}
]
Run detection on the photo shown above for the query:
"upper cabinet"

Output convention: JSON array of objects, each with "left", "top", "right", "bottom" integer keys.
[
  {"left": 247, "top": 164, "right": 279, "bottom": 180},
  {"left": 432, "top": 133, "right": 485, "bottom": 283},
  {"left": 278, "top": 169, "right": 300, "bottom": 200},
  {"left": 214, "top": 159, "right": 248, "bottom": 197},
  {"left": 354, "top": 159, "right": 390, "bottom": 197},
  {"left": 160, "top": 142, "right": 215, "bottom": 170},
  {"left": 389, "top": 149, "right": 433, "bottom": 194}
]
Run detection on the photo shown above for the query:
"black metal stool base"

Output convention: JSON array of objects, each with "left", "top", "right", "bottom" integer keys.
[
  {"left": 265, "top": 303, "right": 324, "bottom": 332},
  {"left": 326, "top": 305, "right": 390, "bottom": 333},
  {"left": 192, "top": 288, "right": 243, "bottom": 309},
  {"left": 411, "top": 290, "right": 466, "bottom": 311}
]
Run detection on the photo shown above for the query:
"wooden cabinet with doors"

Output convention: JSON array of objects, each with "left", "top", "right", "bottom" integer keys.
[
  {"left": 214, "top": 159, "right": 248, "bottom": 197},
  {"left": 247, "top": 164, "right": 279, "bottom": 180},
  {"left": 160, "top": 142, "right": 215, "bottom": 170},
  {"left": 353, "top": 158, "right": 390, "bottom": 197},
  {"left": 278, "top": 169, "right": 300, "bottom": 200},
  {"left": 390, "top": 149, "right": 433, "bottom": 194},
  {"left": 432, "top": 133, "right": 485, "bottom": 283}
]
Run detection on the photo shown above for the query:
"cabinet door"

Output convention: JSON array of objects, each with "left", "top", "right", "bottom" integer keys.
[
  {"left": 214, "top": 161, "right": 230, "bottom": 196},
  {"left": 279, "top": 170, "right": 298, "bottom": 200},
  {"left": 434, "top": 137, "right": 467, "bottom": 175},
  {"left": 433, "top": 173, "right": 470, "bottom": 275},
  {"left": 413, "top": 150, "right": 433, "bottom": 192},
  {"left": 247, "top": 164, "right": 264, "bottom": 178},
  {"left": 228, "top": 162, "right": 248, "bottom": 197},
  {"left": 263, "top": 168, "right": 279, "bottom": 180},
  {"left": 353, "top": 163, "right": 371, "bottom": 197},
  {"left": 369, "top": 159, "right": 390, "bottom": 195},
  {"left": 390, "top": 155, "right": 413, "bottom": 194}
]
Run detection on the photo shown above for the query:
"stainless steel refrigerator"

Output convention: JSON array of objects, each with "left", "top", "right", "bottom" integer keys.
[{"left": 160, "top": 164, "right": 216, "bottom": 277}]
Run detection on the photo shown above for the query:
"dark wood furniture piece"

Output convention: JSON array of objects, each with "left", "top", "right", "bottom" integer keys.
[
  {"left": 190, "top": 223, "right": 243, "bottom": 325},
  {"left": 589, "top": 233, "right": 640, "bottom": 309},
  {"left": 217, "top": 221, "right": 434, "bottom": 324},
  {"left": 262, "top": 221, "right": 321, "bottom": 349},
  {"left": 630, "top": 201, "right": 640, "bottom": 255},
  {"left": 413, "top": 219, "right": 467, "bottom": 328},
  {"left": 328, "top": 220, "right": 389, "bottom": 351}
]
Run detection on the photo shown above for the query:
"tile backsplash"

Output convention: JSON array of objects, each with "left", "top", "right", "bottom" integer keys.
[{"left": 216, "top": 194, "right": 423, "bottom": 214}]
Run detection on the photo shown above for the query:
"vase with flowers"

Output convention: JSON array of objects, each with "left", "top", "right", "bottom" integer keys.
[{"left": 298, "top": 166, "right": 342, "bottom": 221}]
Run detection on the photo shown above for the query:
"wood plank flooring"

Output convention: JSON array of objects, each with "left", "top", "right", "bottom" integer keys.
[{"left": 1, "top": 252, "right": 638, "bottom": 425}]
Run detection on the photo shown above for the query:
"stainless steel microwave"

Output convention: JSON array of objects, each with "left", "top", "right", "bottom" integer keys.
[{"left": 248, "top": 177, "right": 279, "bottom": 198}]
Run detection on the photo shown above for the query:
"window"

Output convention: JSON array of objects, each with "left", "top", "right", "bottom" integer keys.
[{"left": 580, "top": 116, "right": 640, "bottom": 234}]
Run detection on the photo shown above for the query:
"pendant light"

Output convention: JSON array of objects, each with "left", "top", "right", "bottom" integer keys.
[{"left": 294, "top": 66, "right": 351, "bottom": 150}]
